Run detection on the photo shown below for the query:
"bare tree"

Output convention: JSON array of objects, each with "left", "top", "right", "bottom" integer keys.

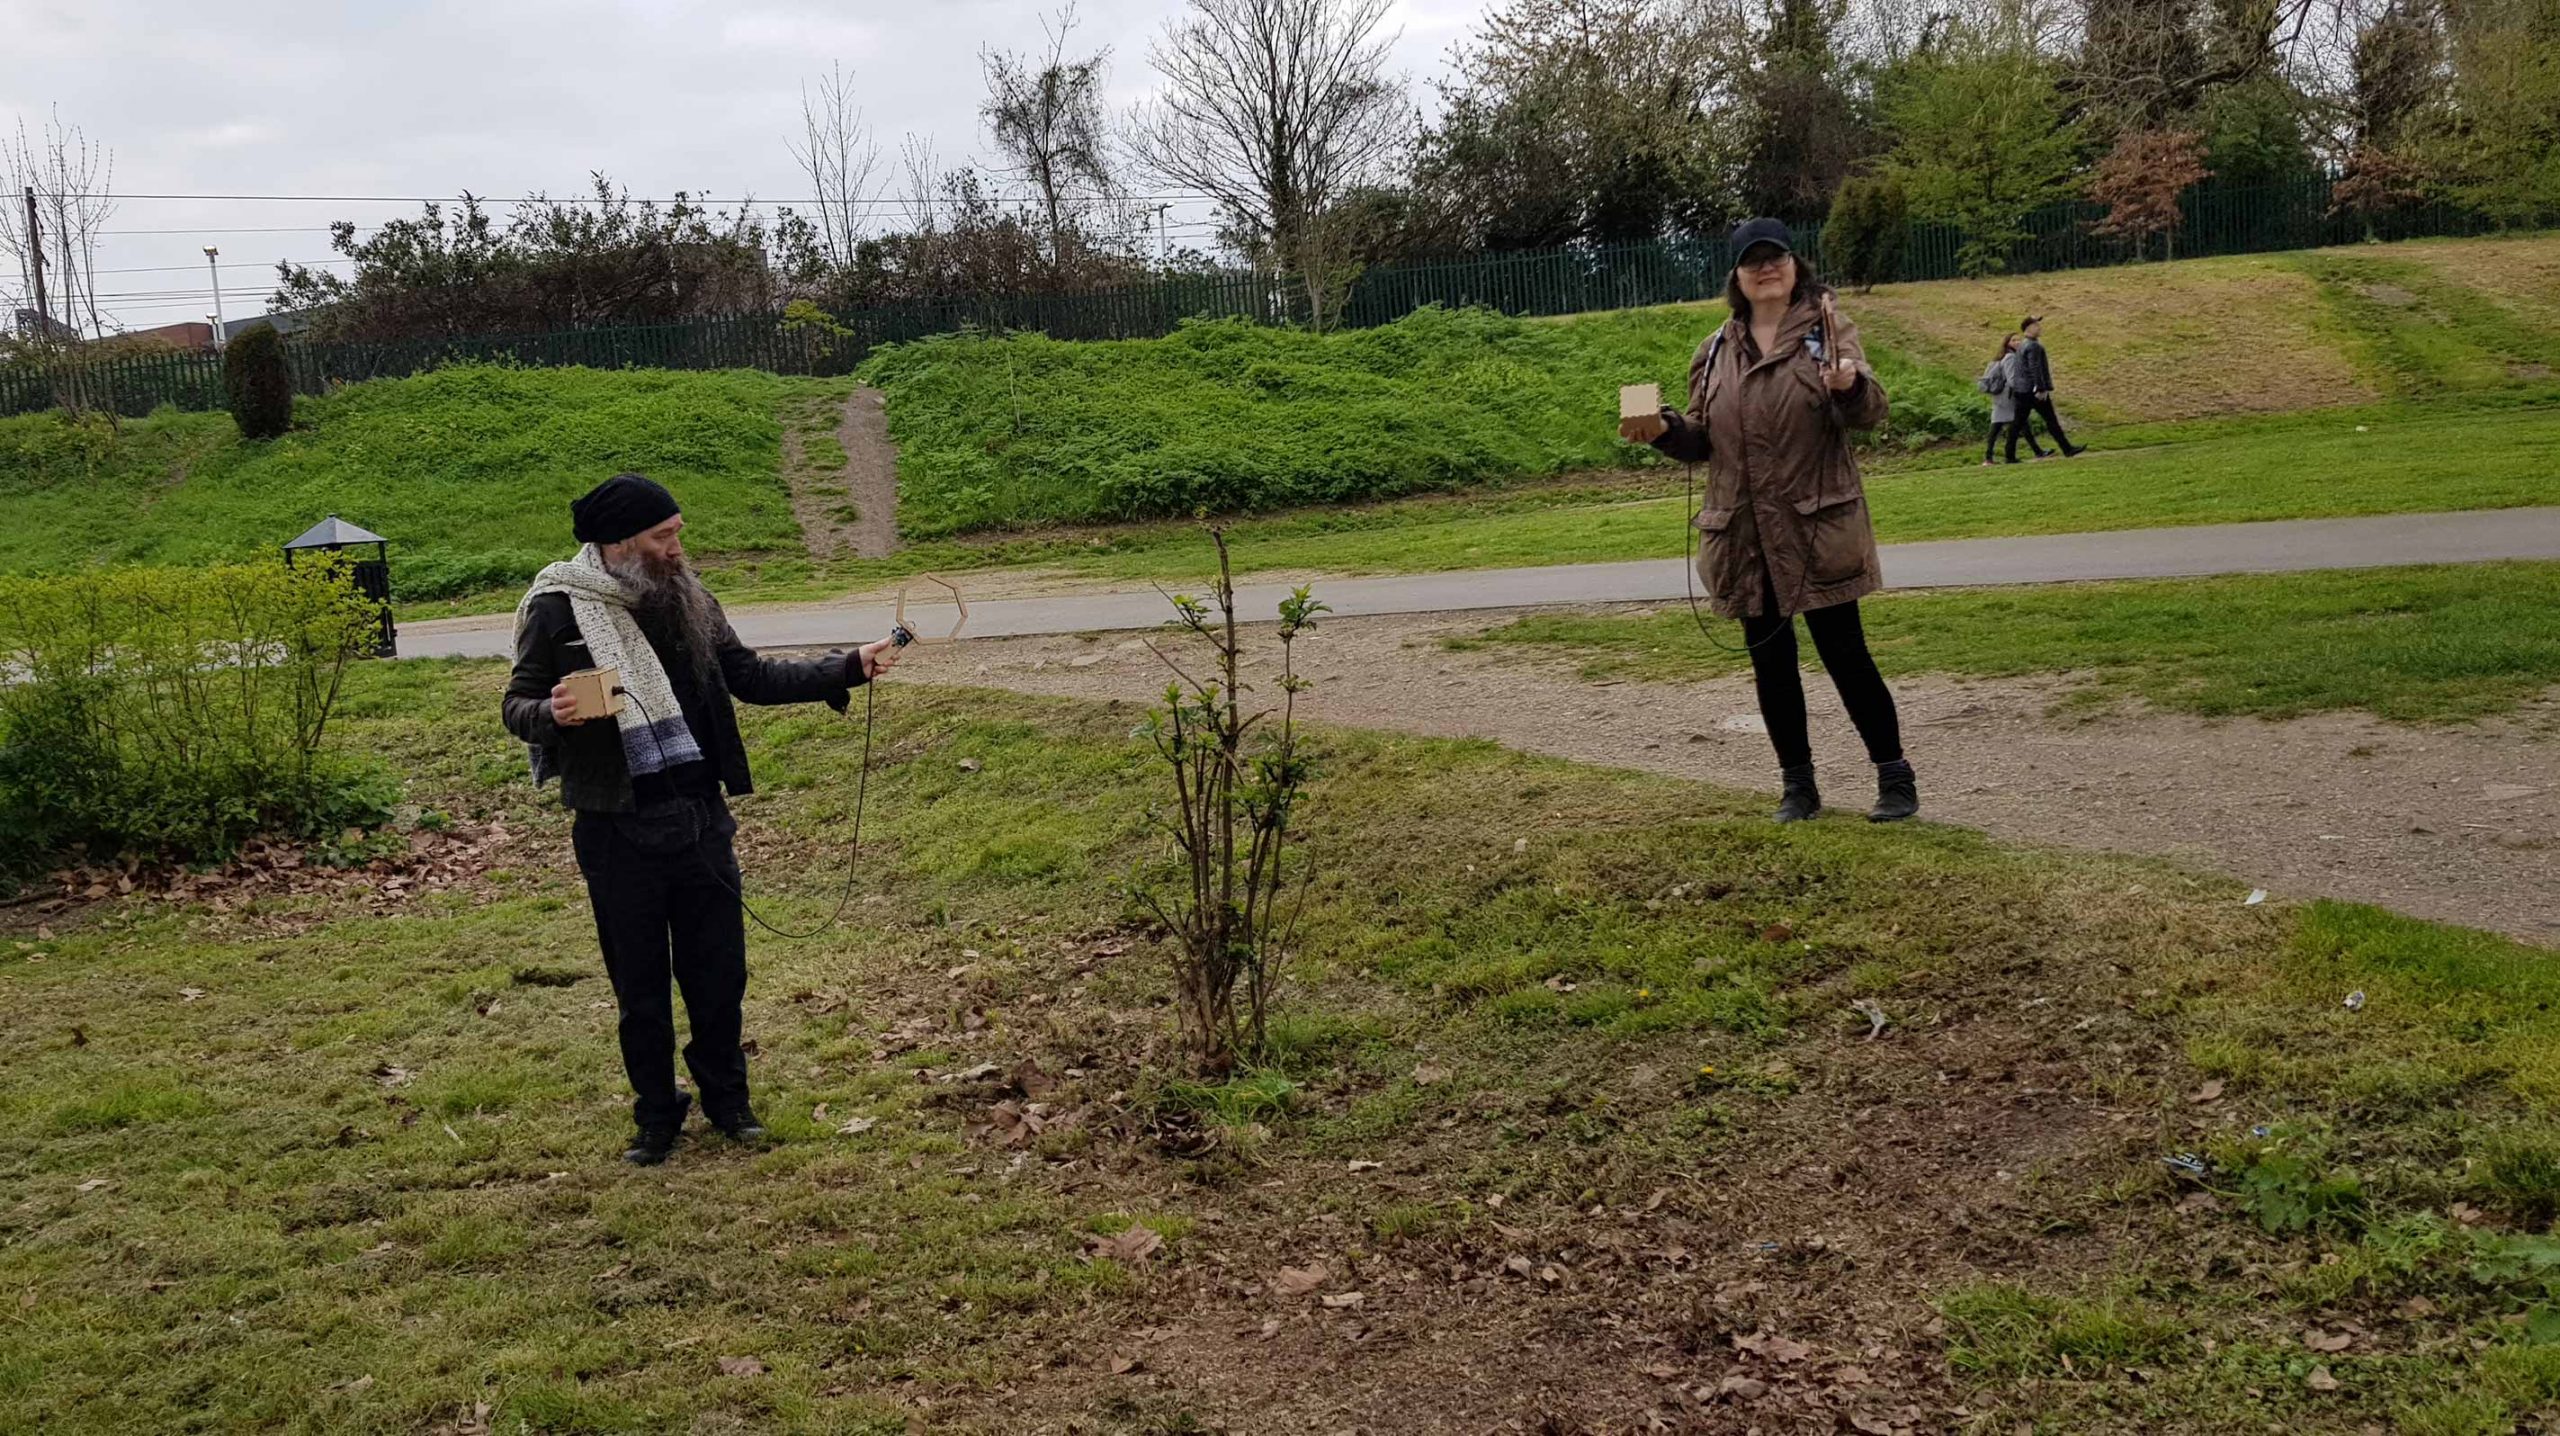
[
  {"left": 1, "top": 106, "right": 117, "bottom": 340},
  {"left": 982, "top": 4, "right": 1116, "bottom": 264},
  {"left": 787, "top": 63, "right": 882, "bottom": 275},
  {"left": 1128, "top": 0, "right": 1410, "bottom": 326}
]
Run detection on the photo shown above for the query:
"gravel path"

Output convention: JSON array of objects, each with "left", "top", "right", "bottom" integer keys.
[{"left": 926, "top": 607, "right": 2560, "bottom": 943}]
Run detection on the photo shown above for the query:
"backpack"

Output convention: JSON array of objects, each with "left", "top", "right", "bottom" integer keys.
[{"left": 1977, "top": 359, "right": 2010, "bottom": 396}]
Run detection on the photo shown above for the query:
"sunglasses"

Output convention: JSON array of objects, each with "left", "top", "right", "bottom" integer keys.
[{"left": 1737, "top": 250, "right": 1793, "bottom": 274}]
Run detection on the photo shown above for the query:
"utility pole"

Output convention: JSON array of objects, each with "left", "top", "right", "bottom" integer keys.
[
  {"left": 204, "top": 247, "right": 224, "bottom": 349},
  {"left": 1153, "top": 203, "right": 1171, "bottom": 267},
  {"left": 23, "top": 187, "right": 50, "bottom": 334}
]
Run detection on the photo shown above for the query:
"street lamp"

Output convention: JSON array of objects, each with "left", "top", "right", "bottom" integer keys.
[{"left": 203, "top": 246, "right": 223, "bottom": 349}]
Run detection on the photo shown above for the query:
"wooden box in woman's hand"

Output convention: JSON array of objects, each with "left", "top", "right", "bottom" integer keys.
[{"left": 1619, "top": 383, "right": 1661, "bottom": 419}]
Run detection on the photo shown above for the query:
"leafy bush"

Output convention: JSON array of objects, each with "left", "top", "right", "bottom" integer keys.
[
  {"left": 223, "top": 326, "right": 294, "bottom": 439},
  {"left": 863, "top": 304, "right": 1986, "bottom": 536},
  {"left": 0, "top": 561, "right": 391, "bottom": 873},
  {"left": 1827, "top": 176, "right": 1909, "bottom": 291}
]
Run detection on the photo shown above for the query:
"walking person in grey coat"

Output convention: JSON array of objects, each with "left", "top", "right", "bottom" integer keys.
[
  {"left": 2010, "top": 315, "right": 2084, "bottom": 459},
  {"left": 1981, "top": 334, "right": 2048, "bottom": 465}
]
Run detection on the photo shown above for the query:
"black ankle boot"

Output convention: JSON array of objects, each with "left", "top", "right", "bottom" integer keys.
[
  {"left": 1870, "top": 759, "right": 1918, "bottom": 823},
  {"left": 1775, "top": 765, "right": 1821, "bottom": 823},
  {"left": 624, "top": 1122, "right": 682, "bottom": 1166}
]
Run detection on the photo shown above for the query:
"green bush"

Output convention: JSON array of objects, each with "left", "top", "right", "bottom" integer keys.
[
  {"left": 0, "top": 562, "right": 390, "bottom": 873},
  {"left": 862, "top": 305, "right": 1986, "bottom": 536},
  {"left": 223, "top": 326, "right": 294, "bottom": 440},
  {"left": 1826, "top": 176, "right": 1910, "bottom": 291}
]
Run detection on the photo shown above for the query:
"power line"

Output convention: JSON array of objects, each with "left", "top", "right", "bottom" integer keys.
[{"left": 92, "top": 258, "right": 353, "bottom": 276}]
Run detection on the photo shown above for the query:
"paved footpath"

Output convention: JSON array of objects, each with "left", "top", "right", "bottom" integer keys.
[{"left": 401, "top": 506, "right": 2560, "bottom": 660}]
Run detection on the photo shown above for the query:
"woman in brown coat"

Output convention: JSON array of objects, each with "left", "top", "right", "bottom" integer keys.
[{"left": 1619, "top": 218, "right": 1917, "bottom": 823}]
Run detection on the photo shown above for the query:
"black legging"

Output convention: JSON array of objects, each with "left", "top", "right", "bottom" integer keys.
[
  {"left": 1741, "top": 595, "right": 1904, "bottom": 770},
  {"left": 1987, "top": 418, "right": 2047, "bottom": 462},
  {"left": 2009, "top": 396, "right": 2079, "bottom": 459}
]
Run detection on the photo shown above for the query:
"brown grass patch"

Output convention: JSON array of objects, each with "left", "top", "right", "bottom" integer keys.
[
  {"left": 2379, "top": 232, "right": 2560, "bottom": 339},
  {"left": 1850, "top": 254, "right": 2376, "bottom": 422}
]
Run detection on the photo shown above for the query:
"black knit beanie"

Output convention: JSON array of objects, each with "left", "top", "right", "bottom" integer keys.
[{"left": 570, "top": 472, "right": 680, "bottom": 545}]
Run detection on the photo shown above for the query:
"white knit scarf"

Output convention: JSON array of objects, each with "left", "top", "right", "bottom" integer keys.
[{"left": 515, "top": 543, "right": 704, "bottom": 786}]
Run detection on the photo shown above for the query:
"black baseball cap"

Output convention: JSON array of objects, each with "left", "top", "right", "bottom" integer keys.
[
  {"left": 1729, "top": 217, "right": 1794, "bottom": 261},
  {"left": 2021, "top": 314, "right": 2043, "bottom": 328}
]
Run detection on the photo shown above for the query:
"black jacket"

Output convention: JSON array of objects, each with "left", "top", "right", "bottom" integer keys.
[
  {"left": 501, "top": 592, "right": 863, "bottom": 814},
  {"left": 2016, "top": 337, "right": 2055, "bottom": 395}
]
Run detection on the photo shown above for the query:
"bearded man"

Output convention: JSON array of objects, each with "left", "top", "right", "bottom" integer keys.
[{"left": 502, "top": 472, "right": 901, "bottom": 1165}]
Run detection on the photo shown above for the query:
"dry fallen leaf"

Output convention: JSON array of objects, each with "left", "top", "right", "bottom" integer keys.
[
  {"left": 75, "top": 1178, "right": 109, "bottom": 1193},
  {"left": 1320, "top": 1292, "right": 1366, "bottom": 1309},
  {"left": 334, "top": 1375, "right": 375, "bottom": 1393},
  {"left": 1273, "top": 1264, "right": 1328, "bottom": 1298},
  {"left": 1735, "top": 1332, "right": 1814, "bottom": 1363},
  {"left": 1715, "top": 1375, "right": 1768, "bottom": 1401},
  {"left": 178, "top": 987, "right": 206, "bottom": 1002},
  {"left": 1412, "top": 1064, "right": 1451, "bottom": 1086},
  {"left": 2191, "top": 1079, "right": 2226, "bottom": 1104},
  {"left": 2305, "top": 1330, "right": 2353, "bottom": 1353},
  {"left": 1104, "top": 1354, "right": 1140, "bottom": 1375},
  {"left": 717, "top": 1356, "right": 766, "bottom": 1377},
  {"left": 2307, "top": 1365, "right": 2341, "bottom": 1392},
  {"left": 1347, "top": 1159, "right": 1383, "bottom": 1173},
  {"left": 18, "top": 1290, "right": 35, "bottom": 1310},
  {"left": 1090, "top": 1226, "right": 1164, "bottom": 1264},
  {"left": 836, "top": 1117, "right": 878, "bottom": 1136}
]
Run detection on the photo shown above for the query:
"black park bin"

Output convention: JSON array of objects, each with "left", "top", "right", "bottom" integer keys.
[{"left": 283, "top": 514, "right": 396, "bottom": 657}]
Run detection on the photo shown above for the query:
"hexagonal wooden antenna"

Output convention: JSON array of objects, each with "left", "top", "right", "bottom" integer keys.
[{"left": 892, "top": 573, "right": 968, "bottom": 646}]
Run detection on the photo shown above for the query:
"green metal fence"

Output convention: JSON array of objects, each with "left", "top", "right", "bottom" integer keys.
[{"left": 2, "top": 174, "right": 2540, "bottom": 420}]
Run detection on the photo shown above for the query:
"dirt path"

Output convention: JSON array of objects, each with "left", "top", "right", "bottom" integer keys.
[
  {"left": 836, "top": 386, "right": 900, "bottom": 559},
  {"left": 927, "top": 606, "right": 2560, "bottom": 943}
]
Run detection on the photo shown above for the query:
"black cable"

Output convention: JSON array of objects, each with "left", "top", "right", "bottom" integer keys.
[{"left": 607, "top": 676, "right": 879, "bottom": 942}]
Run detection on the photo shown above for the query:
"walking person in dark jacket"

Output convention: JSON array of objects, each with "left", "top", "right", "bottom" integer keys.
[
  {"left": 2010, "top": 315, "right": 2084, "bottom": 459},
  {"left": 1981, "top": 333, "right": 2048, "bottom": 465},
  {"left": 502, "top": 472, "right": 902, "bottom": 1165},
  {"left": 1618, "top": 219, "right": 1918, "bottom": 824}
]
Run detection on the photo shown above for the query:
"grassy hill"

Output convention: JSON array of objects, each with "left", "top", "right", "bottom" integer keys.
[
  {"left": 1, "top": 232, "right": 2551, "bottom": 611},
  {"left": 1853, "top": 233, "right": 2560, "bottom": 421},
  {"left": 0, "top": 366, "right": 825, "bottom": 600}
]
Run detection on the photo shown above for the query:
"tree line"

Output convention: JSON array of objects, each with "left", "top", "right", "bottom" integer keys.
[{"left": 8, "top": 0, "right": 2555, "bottom": 354}]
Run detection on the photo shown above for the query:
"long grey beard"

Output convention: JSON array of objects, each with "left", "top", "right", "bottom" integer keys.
[{"left": 605, "top": 551, "right": 721, "bottom": 687}]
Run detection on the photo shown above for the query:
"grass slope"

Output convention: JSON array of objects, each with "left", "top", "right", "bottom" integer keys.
[
  {"left": 859, "top": 305, "right": 1986, "bottom": 537},
  {"left": 0, "top": 365, "right": 822, "bottom": 600},
  {"left": 5, "top": 662, "right": 2560, "bottom": 1431},
  {"left": 1851, "top": 232, "right": 2560, "bottom": 422},
  {"left": 1462, "top": 560, "right": 2560, "bottom": 724}
]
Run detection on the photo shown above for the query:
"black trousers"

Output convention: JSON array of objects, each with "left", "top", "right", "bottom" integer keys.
[
  {"left": 2010, "top": 395, "right": 2079, "bottom": 458},
  {"left": 1741, "top": 598, "right": 1904, "bottom": 771},
  {"left": 1987, "top": 418, "right": 2047, "bottom": 462},
  {"left": 571, "top": 795, "right": 750, "bottom": 1130}
]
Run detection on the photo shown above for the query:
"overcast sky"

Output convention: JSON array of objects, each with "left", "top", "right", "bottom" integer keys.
[{"left": 2, "top": 0, "right": 1493, "bottom": 332}]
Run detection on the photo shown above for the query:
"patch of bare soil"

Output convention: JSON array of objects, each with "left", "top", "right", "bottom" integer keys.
[
  {"left": 927, "top": 610, "right": 2560, "bottom": 943},
  {"left": 838, "top": 386, "right": 902, "bottom": 559},
  {"left": 898, "top": 912, "right": 2178, "bottom": 1434}
]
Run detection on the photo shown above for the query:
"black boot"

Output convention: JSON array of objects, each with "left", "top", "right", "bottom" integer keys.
[
  {"left": 624, "top": 1093, "right": 690, "bottom": 1166},
  {"left": 1870, "top": 759, "right": 1918, "bottom": 823},
  {"left": 709, "top": 1107, "right": 767, "bottom": 1143},
  {"left": 624, "top": 1121, "right": 683, "bottom": 1166},
  {"left": 1775, "top": 765, "right": 1821, "bottom": 823}
]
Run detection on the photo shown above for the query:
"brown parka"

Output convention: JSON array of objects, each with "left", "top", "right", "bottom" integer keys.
[{"left": 1648, "top": 291, "right": 1890, "bottom": 619}]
